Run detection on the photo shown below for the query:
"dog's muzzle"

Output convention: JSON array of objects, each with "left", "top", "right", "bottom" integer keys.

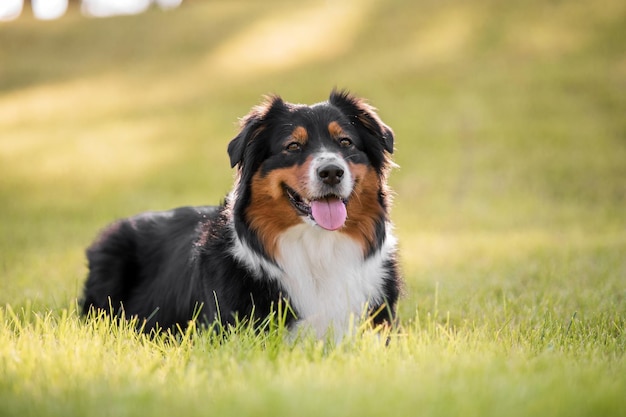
[{"left": 285, "top": 152, "right": 353, "bottom": 231}]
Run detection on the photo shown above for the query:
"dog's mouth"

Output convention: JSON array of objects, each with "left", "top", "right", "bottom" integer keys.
[{"left": 284, "top": 185, "right": 348, "bottom": 231}]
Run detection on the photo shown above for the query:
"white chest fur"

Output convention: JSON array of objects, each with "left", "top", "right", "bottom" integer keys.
[{"left": 275, "top": 224, "right": 396, "bottom": 340}]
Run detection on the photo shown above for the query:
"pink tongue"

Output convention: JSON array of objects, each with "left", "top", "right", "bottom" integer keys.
[{"left": 310, "top": 198, "right": 347, "bottom": 231}]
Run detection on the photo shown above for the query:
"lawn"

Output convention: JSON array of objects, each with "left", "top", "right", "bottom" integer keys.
[{"left": 1, "top": 1, "right": 625, "bottom": 416}]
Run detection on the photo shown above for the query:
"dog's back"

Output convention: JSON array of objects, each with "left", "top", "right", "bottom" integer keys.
[{"left": 83, "top": 207, "right": 218, "bottom": 329}]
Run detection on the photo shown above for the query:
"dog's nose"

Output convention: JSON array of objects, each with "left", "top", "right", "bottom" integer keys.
[{"left": 318, "top": 164, "right": 344, "bottom": 186}]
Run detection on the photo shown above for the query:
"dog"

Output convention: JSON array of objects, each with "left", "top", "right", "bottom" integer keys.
[{"left": 81, "top": 90, "right": 402, "bottom": 340}]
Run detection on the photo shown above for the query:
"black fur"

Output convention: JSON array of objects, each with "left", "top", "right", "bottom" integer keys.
[
  {"left": 82, "top": 206, "right": 289, "bottom": 330},
  {"left": 81, "top": 90, "right": 402, "bottom": 335}
]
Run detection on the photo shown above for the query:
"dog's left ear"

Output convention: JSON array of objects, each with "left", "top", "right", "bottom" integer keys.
[{"left": 329, "top": 89, "right": 394, "bottom": 155}]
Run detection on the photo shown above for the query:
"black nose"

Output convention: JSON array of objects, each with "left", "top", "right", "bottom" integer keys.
[{"left": 318, "top": 164, "right": 344, "bottom": 186}]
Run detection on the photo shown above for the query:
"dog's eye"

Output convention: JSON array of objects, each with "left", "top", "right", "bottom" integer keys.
[
  {"left": 338, "top": 138, "right": 353, "bottom": 148},
  {"left": 285, "top": 142, "right": 302, "bottom": 152}
]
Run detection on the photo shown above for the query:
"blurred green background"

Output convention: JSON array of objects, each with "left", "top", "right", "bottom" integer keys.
[{"left": 1, "top": 0, "right": 625, "bottom": 322}]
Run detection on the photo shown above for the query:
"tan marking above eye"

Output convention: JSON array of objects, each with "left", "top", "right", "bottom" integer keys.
[
  {"left": 329, "top": 121, "right": 354, "bottom": 147},
  {"left": 328, "top": 121, "right": 345, "bottom": 138},
  {"left": 283, "top": 126, "right": 308, "bottom": 151},
  {"left": 292, "top": 126, "right": 308, "bottom": 141}
]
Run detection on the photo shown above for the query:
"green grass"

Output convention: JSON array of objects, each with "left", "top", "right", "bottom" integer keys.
[{"left": 1, "top": 0, "right": 625, "bottom": 416}]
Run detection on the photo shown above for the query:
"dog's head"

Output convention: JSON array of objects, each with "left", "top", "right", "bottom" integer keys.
[{"left": 228, "top": 90, "right": 395, "bottom": 260}]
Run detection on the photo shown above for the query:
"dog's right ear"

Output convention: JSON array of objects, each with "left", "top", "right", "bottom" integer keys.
[
  {"left": 227, "top": 113, "right": 262, "bottom": 169},
  {"left": 228, "top": 96, "right": 285, "bottom": 168}
]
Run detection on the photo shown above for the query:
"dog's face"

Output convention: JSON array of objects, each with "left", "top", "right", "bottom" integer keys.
[{"left": 228, "top": 90, "right": 394, "bottom": 260}]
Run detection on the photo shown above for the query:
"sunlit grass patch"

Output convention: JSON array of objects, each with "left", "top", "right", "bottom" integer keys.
[{"left": 1, "top": 302, "right": 623, "bottom": 417}]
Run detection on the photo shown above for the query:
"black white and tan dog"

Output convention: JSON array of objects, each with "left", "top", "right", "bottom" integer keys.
[{"left": 81, "top": 90, "right": 402, "bottom": 340}]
